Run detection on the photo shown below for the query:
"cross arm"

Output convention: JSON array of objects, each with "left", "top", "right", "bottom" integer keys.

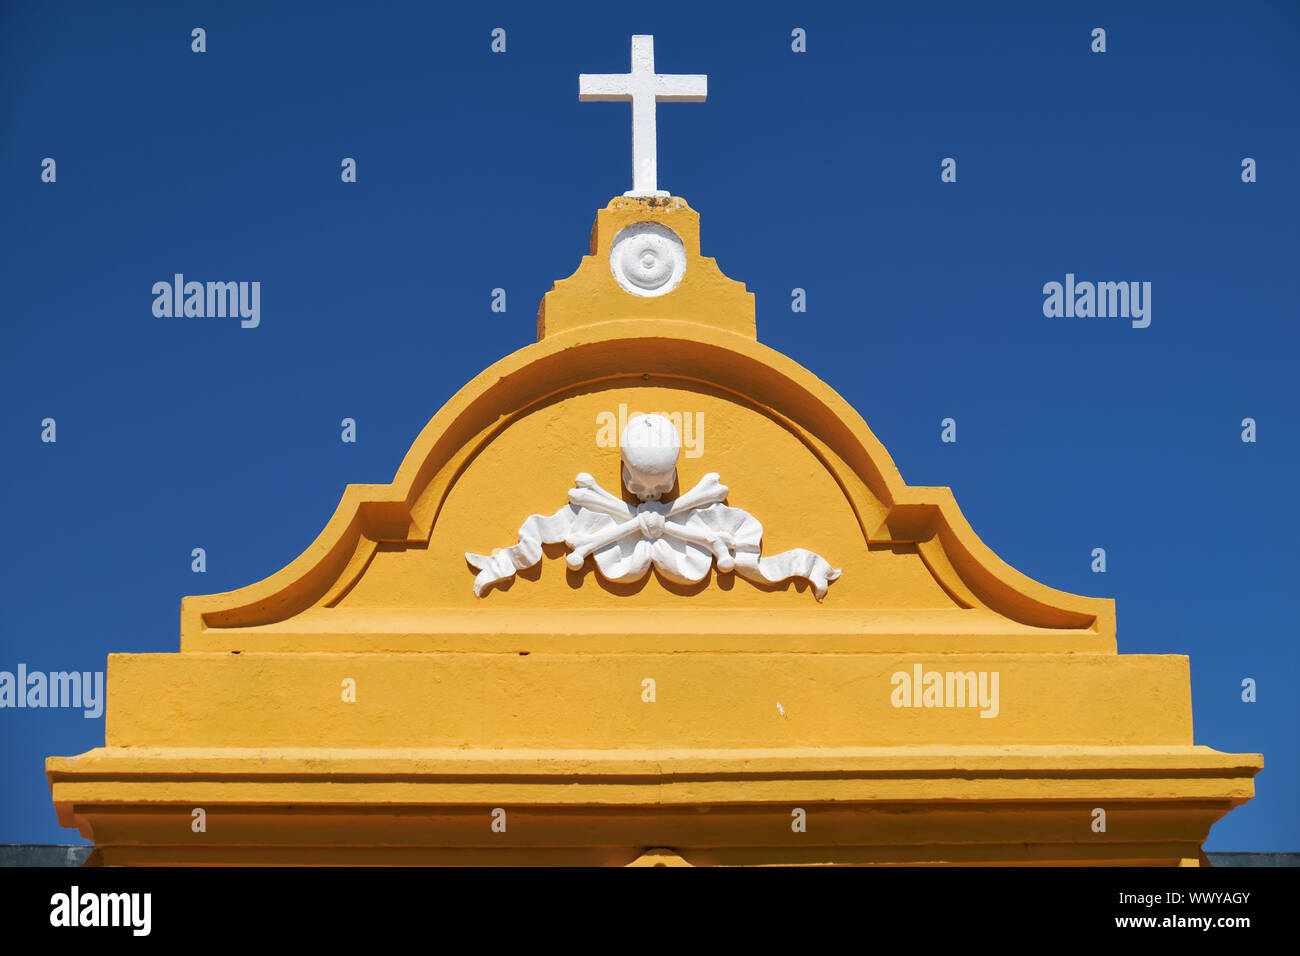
[
  {"left": 654, "top": 74, "right": 707, "bottom": 102},
  {"left": 578, "top": 74, "right": 632, "bottom": 101}
]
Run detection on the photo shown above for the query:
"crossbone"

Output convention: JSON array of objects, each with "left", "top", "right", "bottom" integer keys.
[{"left": 564, "top": 471, "right": 737, "bottom": 569}]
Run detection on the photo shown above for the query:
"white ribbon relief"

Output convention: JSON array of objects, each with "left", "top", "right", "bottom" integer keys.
[{"left": 466, "top": 414, "right": 841, "bottom": 601}]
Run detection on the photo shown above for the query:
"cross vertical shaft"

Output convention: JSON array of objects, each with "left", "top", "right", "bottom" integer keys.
[{"left": 628, "top": 36, "right": 657, "bottom": 196}]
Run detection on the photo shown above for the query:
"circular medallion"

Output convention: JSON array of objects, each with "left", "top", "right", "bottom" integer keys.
[{"left": 609, "top": 223, "right": 686, "bottom": 297}]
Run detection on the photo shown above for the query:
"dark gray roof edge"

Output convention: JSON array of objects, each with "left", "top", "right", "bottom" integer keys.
[
  {"left": 1206, "top": 852, "right": 1300, "bottom": 867},
  {"left": 0, "top": 845, "right": 93, "bottom": 867}
]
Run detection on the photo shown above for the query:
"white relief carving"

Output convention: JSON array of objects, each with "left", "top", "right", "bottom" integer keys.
[
  {"left": 466, "top": 414, "right": 842, "bottom": 600},
  {"left": 609, "top": 223, "right": 686, "bottom": 297}
]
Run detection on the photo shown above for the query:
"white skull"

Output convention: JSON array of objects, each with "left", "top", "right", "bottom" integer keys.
[{"left": 620, "top": 413, "right": 681, "bottom": 501}]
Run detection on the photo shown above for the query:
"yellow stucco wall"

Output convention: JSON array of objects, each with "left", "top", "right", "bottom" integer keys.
[{"left": 47, "top": 197, "right": 1261, "bottom": 865}]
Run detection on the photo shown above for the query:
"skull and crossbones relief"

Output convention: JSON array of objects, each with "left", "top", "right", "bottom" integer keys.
[{"left": 466, "top": 414, "right": 842, "bottom": 599}]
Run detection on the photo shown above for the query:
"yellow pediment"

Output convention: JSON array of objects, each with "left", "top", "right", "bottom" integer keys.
[{"left": 181, "top": 198, "right": 1112, "bottom": 655}]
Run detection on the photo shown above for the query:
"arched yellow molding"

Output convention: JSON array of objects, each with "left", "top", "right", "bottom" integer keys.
[{"left": 180, "top": 318, "right": 1114, "bottom": 648}]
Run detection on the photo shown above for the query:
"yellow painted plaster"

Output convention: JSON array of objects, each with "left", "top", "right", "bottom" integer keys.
[{"left": 47, "top": 198, "right": 1260, "bottom": 865}]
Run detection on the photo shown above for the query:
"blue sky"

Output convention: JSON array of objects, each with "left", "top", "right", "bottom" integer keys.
[{"left": 1, "top": 0, "right": 1296, "bottom": 850}]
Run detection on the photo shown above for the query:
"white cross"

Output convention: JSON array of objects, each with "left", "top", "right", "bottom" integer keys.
[{"left": 579, "top": 35, "right": 707, "bottom": 198}]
